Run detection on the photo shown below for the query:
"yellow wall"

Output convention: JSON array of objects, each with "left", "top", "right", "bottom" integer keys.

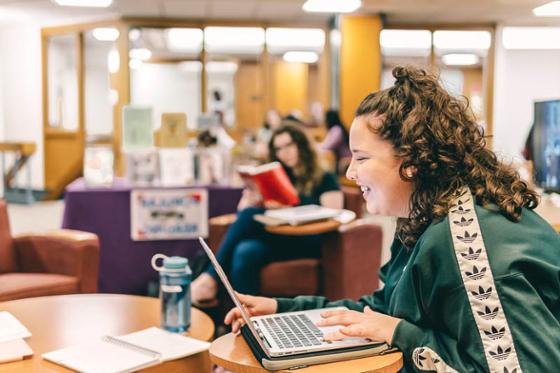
[
  {"left": 273, "top": 61, "right": 308, "bottom": 116},
  {"left": 340, "top": 15, "right": 382, "bottom": 127}
]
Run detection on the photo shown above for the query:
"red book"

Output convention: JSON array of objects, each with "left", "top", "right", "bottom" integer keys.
[{"left": 237, "top": 162, "right": 300, "bottom": 206}]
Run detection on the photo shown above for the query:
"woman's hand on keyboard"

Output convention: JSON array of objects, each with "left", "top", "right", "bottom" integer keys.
[
  {"left": 317, "top": 306, "right": 402, "bottom": 345},
  {"left": 224, "top": 293, "right": 278, "bottom": 334}
]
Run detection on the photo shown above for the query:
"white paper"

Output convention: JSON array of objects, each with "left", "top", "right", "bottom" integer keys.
[
  {"left": 0, "top": 312, "right": 31, "bottom": 343},
  {"left": 117, "top": 327, "right": 210, "bottom": 362},
  {"left": 42, "top": 340, "right": 157, "bottom": 373},
  {"left": 0, "top": 339, "right": 33, "bottom": 363}
]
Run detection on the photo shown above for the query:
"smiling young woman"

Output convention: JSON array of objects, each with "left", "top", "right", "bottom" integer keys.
[{"left": 224, "top": 65, "right": 560, "bottom": 373}]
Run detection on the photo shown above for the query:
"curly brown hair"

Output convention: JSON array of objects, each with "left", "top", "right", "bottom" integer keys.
[
  {"left": 356, "top": 65, "right": 539, "bottom": 248},
  {"left": 268, "top": 122, "right": 323, "bottom": 196}
]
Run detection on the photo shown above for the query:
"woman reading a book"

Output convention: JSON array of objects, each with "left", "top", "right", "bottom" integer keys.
[
  {"left": 191, "top": 123, "right": 343, "bottom": 307},
  {"left": 224, "top": 66, "right": 560, "bottom": 371}
]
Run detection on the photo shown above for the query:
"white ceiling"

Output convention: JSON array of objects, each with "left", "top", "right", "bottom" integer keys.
[{"left": 0, "top": 0, "right": 558, "bottom": 27}]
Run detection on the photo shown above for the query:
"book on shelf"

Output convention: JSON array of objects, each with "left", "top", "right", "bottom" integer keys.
[
  {"left": 159, "top": 113, "right": 188, "bottom": 148},
  {"left": 42, "top": 327, "right": 210, "bottom": 373},
  {"left": 255, "top": 204, "right": 342, "bottom": 226},
  {"left": 237, "top": 161, "right": 300, "bottom": 206},
  {"left": 122, "top": 106, "right": 154, "bottom": 152}
]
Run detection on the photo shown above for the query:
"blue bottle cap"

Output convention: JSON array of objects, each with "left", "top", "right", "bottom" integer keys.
[{"left": 163, "top": 256, "right": 189, "bottom": 270}]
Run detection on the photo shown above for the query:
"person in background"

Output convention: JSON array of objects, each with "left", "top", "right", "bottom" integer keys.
[
  {"left": 191, "top": 123, "right": 343, "bottom": 307},
  {"left": 224, "top": 65, "right": 560, "bottom": 372},
  {"left": 318, "top": 109, "right": 352, "bottom": 175},
  {"left": 255, "top": 109, "right": 282, "bottom": 159}
]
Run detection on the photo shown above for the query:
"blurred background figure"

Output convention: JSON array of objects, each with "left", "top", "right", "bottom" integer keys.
[
  {"left": 318, "top": 109, "right": 351, "bottom": 175},
  {"left": 255, "top": 109, "right": 282, "bottom": 159}
]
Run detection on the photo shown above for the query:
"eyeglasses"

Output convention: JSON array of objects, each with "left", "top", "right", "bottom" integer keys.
[{"left": 273, "top": 141, "right": 296, "bottom": 153}]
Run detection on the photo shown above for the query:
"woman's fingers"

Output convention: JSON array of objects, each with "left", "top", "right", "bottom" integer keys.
[
  {"left": 232, "top": 317, "right": 246, "bottom": 334},
  {"left": 317, "top": 310, "right": 362, "bottom": 327},
  {"left": 322, "top": 329, "right": 347, "bottom": 341},
  {"left": 224, "top": 308, "right": 241, "bottom": 325}
]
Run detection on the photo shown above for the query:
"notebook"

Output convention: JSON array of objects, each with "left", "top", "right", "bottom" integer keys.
[
  {"left": 0, "top": 339, "right": 33, "bottom": 364},
  {"left": 42, "top": 327, "right": 210, "bottom": 373},
  {"left": 0, "top": 311, "right": 31, "bottom": 343}
]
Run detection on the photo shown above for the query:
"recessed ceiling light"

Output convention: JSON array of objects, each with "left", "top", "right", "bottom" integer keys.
[
  {"left": 283, "top": 51, "right": 319, "bottom": 63},
  {"left": 441, "top": 53, "right": 479, "bottom": 66},
  {"left": 302, "top": 0, "right": 361, "bottom": 13},
  {"left": 533, "top": 1, "right": 560, "bottom": 16},
  {"left": 206, "top": 62, "right": 238, "bottom": 74},
  {"left": 53, "top": 0, "right": 112, "bottom": 8},
  {"left": 266, "top": 28, "right": 325, "bottom": 53},
  {"left": 380, "top": 29, "right": 431, "bottom": 57},
  {"left": 92, "top": 28, "right": 119, "bottom": 42},
  {"left": 204, "top": 27, "right": 265, "bottom": 54}
]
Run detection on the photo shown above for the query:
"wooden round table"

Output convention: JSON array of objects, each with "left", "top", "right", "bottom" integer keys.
[
  {"left": 209, "top": 333, "right": 403, "bottom": 373},
  {"left": 0, "top": 294, "right": 214, "bottom": 372}
]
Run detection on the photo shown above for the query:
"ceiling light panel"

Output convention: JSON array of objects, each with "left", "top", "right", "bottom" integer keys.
[
  {"left": 502, "top": 27, "right": 560, "bottom": 49},
  {"left": 283, "top": 51, "right": 319, "bottom": 63},
  {"left": 266, "top": 28, "right": 325, "bottom": 54},
  {"left": 302, "top": 0, "right": 361, "bottom": 13},
  {"left": 204, "top": 27, "right": 265, "bottom": 54},
  {"left": 441, "top": 53, "right": 479, "bottom": 66},
  {"left": 380, "top": 29, "right": 431, "bottom": 57},
  {"left": 533, "top": 1, "right": 560, "bottom": 16},
  {"left": 433, "top": 30, "right": 491, "bottom": 52},
  {"left": 53, "top": 0, "right": 112, "bottom": 7},
  {"left": 165, "top": 28, "right": 203, "bottom": 53}
]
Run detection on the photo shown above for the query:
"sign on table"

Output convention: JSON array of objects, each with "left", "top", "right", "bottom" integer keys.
[{"left": 131, "top": 189, "right": 208, "bottom": 241}]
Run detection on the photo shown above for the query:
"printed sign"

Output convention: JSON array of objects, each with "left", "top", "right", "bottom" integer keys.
[{"left": 130, "top": 189, "right": 208, "bottom": 241}]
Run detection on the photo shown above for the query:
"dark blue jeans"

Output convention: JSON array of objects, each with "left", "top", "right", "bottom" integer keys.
[{"left": 206, "top": 207, "right": 322, "bottom": 295}]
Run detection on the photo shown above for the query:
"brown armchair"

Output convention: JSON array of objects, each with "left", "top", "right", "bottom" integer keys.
[
  {"left": 208, "top": 213, "right": 383, "bottom": 301},
  {"left": 0, "top": 200, "right": 100, "bottom": 302}
]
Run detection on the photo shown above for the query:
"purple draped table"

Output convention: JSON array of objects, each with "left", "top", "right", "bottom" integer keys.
[{"left": 62, "top": 178, "right": 242, "bottom": 294}]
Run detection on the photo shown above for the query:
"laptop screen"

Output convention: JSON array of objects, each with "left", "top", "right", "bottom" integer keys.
[{"left": 198, "top": 237, "right": 269, "bottom": 351}]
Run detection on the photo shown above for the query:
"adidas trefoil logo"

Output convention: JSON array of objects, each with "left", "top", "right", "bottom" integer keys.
[
  {"left": 457, "top": 231, "right": 478, "bottom": 243},
  {"left": 453, "top": 216, "right": 474, "bottom": 227},
  {"left": 477, "top": 306, "right": 499, "bottom": 320},
  {"left": 484, "top": 326, "right": 506, "bottom": 340},
  {"left": 465, "top": 265, "right": 487, "bottom": 280},
  {"left": 461, "top": 247, "right": 482, "bottom": 260},
  {"left": 489, "top": 345, "right": 512, "bottom": 360},
  {"left": 414, "top": 348, "right": 428, "bottom": 367},
  {"left": 451, "top": 200, "right": 471, "bottom": 214},
  {"left": 503, "top": 368, "right": 518, "bottom": 373},
  {"left": 471, "top": 286, "right": 492, "bottom": 300},
  {"left": 454, "top": 189, "right": 467, "bottom": 198}
]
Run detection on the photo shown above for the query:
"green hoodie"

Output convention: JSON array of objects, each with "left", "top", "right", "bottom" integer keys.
[{"left": 276, "top": 192, "right": 560, "bottom": 372}]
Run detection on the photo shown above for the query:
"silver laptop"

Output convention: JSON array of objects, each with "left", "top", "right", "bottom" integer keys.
[{"left": 198, "top": 237, "right": 380, "bottom": 357}]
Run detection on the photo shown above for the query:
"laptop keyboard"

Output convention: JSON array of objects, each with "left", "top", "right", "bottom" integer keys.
[{"left": 262, "top": 314, "right": 324, "bottom": 349}]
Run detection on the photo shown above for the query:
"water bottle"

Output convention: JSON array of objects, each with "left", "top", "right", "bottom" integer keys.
[{"left": 151, "top": 254, "right": 192, "bottom": 333}]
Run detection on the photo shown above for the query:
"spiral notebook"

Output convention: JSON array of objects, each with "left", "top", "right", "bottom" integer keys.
[{"left": 42, "top": 327, "right": 210, "bottom": 373}]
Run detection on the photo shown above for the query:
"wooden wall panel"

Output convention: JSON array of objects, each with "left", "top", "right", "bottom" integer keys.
[{"left": 340, "top": 15, "right": 382, "bottom": 128}]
